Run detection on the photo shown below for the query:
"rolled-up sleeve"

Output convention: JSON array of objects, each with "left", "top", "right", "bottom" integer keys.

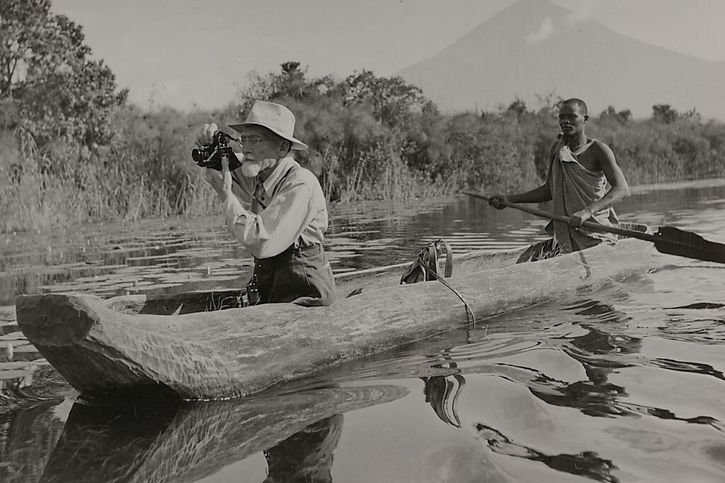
[{"left": 224, "top": 178, "right": 312, "bottom": 258}]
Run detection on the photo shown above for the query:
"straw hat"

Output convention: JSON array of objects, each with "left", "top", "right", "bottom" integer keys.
[{"left": 229, "top": 101, "right": 308, "bottom": 150}]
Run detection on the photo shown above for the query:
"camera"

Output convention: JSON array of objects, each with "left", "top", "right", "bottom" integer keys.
[{"left": 191, "top": 131, "right": 242, "bottom": 171}]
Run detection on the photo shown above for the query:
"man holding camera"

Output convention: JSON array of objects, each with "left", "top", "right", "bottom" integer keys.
[{"left": 200, "top": 100, "right": 336, "bottom": 306}]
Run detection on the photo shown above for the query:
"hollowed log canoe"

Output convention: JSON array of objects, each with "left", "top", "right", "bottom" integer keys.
[{"left": 15, "top": 239, "right": 653, "bottom": 401}]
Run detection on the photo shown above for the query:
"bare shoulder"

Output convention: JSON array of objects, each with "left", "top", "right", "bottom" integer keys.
[
  {"left": 590, "top": 139, "right": 614, "bottom": 156},
  {"left": 546, "top": 139, "right": 560, "bottom": 160},
  {"left": 589, "top": 139, "right": 628, "bottom": 186},
  {"left": 575, "top": 139, "right": 615, "bottom": 172}
]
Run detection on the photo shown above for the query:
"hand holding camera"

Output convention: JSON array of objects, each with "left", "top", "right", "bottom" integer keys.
[
  {"left": 204, "top": 145, "right": 246, "bottom": 223},
  {"left": 197, "top": 123, "right": 218, "bottom": 145},
  {"left": 191, "top": 123, "right": 242, "bottom": 171}
]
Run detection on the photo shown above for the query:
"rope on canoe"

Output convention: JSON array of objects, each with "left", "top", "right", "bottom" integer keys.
[{"left": 418, "top": 254, "right": 476, "bottom": 329}]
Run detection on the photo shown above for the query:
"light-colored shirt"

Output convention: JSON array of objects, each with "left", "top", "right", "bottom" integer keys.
[{"left": 223, "top": 156, "right": 328, "bottom": 259}]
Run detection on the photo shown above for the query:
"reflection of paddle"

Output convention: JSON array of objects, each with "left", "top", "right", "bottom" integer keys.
[{"left": 464, "top": 191, "right": 725, "bottom": 264}]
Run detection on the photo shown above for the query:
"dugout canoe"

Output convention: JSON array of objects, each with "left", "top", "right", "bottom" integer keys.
[{"left": 15, "top": 239, "right": 653, "bottom": 401}]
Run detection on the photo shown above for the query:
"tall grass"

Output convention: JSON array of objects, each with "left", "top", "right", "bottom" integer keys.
[
  {"left": 2, "top": 103, "right": 725, "bottom": 234},
  {"left": 0, "top": 124, "right": 220, "bottom": 232}
]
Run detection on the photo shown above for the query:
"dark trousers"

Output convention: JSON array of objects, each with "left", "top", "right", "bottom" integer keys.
[{"left": 253, "top": 244, "right": 336, "bottom": 306}]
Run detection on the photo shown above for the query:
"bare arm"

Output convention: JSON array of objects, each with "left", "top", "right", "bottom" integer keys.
[
  {"left": 507, "top": 183, "right": 553, "bottom": 203},
  {"left": 489, "top": 141, "right": 556, "bottom": 209},
  {"left": 489, "top": 179, "right": 552, "bottom": 209},
  {"left": 588, "top": 142, "right": 629, "bottom": 213},
  {"left": 569, "top": 141, "right": 630, "bottom": 226}
]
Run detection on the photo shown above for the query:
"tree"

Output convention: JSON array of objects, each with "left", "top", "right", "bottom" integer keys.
[
  {"left": 599, "top": 105, "right": 631, "bottom": 124},
  {"left": 241, "top": 61, "right": 335, "bottom": 107},
  {"left": 506, "top": 97, "right": 528, "bottom": 118},
  {"left": 342, "top": 70, "right": 427, "bottom": 126},
  {"left": 680, "top": 107, "right": 702, "bottom": 123},
  {"left": 0, "top": 0, "right": 127, "bottom": 145},
  {"left": 652, "top": 104, "right": 678, "bottom": 124}
]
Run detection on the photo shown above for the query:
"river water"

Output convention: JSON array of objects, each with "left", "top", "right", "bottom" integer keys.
[{"left": 1, "top": 180, "right": 724, "bottom": 482}]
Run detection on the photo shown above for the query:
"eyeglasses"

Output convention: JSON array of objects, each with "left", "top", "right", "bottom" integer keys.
[{"left": 240, "top": 135, "right": 267, "bottom": 146}]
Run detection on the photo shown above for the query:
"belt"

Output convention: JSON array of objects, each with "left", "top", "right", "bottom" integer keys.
[{"left": 254, "top": 244, "right": 322, "bottom": 268}]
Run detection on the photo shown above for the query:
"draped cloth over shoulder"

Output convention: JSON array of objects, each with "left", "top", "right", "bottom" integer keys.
[{"left": 546, "top": 140, "right": 619, "bottom": 252}]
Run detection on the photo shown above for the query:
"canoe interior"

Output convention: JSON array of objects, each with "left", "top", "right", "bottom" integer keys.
[{"left": 105, "top": 248, "right": 524, "bottom": 316}]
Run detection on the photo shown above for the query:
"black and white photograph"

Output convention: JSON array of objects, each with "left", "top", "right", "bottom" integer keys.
[{"left": 1, "top": 1, "right": 724, "bottom": 481}]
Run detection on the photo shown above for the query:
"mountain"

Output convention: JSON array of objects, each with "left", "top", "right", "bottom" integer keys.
[{"left": 397, "top": 0, "right": 725, "bottom": 120}]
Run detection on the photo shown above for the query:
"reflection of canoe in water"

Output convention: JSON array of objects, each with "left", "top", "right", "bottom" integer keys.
[
  {"left": 41, "top": 384, "right": 407, "bottom": 483},
  {"left": 0, "top": 400, "right": 67, "bottom": 483},
  {"left": 16, "top": 239, "right": 652, "bottom": 400}
]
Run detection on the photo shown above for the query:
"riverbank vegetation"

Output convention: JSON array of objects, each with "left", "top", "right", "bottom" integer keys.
[{"left": 2, "top": 2, "right": 725, "bottom": 233}]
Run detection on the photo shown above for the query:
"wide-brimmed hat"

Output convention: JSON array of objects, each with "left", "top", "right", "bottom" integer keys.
[{"left": 229, "top": 101, "right": 308, "bottom": 150}]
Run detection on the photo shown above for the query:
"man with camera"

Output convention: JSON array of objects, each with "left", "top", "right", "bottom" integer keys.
[{"left": 199, "top": 100, "right": 336, "bottom": 306}]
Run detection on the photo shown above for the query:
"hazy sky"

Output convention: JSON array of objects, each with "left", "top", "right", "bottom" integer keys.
[{"left": 51, "top": 0, "right": 725, "bottom": 111}]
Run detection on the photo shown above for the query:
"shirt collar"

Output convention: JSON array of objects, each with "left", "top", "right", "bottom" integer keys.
[{"left": 259, "top": 156, "right": 298, "bottom": 195}]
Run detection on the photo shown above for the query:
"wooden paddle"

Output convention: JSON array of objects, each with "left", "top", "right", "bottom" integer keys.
[{"left": 464, "top": 191, "right": 725, "bottom": 264}]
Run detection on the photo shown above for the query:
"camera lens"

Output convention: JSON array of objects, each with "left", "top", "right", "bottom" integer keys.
[{"left": 191, "top": 148, "right": 206, "bottom": 163}]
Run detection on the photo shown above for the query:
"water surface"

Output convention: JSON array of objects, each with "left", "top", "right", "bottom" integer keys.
[{"left": 1, "top": 181, "right": 724, "bottom": 482}]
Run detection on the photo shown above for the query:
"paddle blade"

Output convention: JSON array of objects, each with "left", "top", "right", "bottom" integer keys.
[{"left": 654, "top": 226, "right": 725, "bottom": 263}]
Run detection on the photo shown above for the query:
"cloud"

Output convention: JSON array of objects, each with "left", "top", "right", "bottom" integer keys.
[
  {"left": 565, "top": 0, "right": 596, "bottom": 25},
  {"left": 525, "top": 17, "right": 556, "bottom": 44}
]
